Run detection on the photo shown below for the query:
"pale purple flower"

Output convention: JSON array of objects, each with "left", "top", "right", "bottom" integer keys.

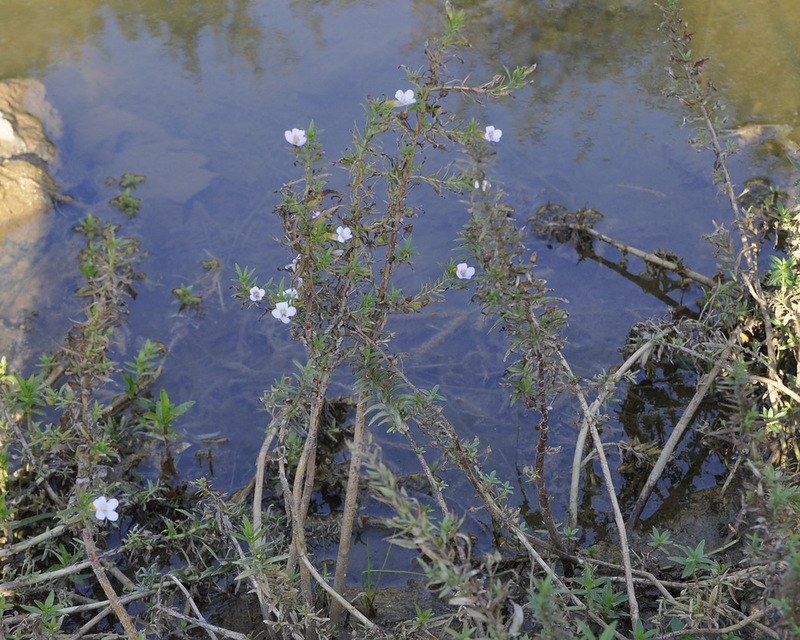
[
  {"left": 272, "top": 301, "right": 297, "bottom": 324},
  {"left": 474, "top": 179, "right": 491, "bottom": 192},
  {"left": 335, "top": 226, "right": 353, "bottom": 243},
  {"left": 311, "top": 210, "right": 322, "bottom": 219},
  {"left": 284, "top": 128, "right": 307, "bottom": 147},
  {"left": 483, "top": 125, "right": 502, "bottom": 142},
  {"left": 394, "top": 89, "right": 416, "bottom": 107},
  {"left": 456, "top": 262, "right": 476, "bottom": 280},
  {"left": 283, "top": 287, "right": 299, "bottom": 301},
  {"left": 93, "top": 496, "right": 119, "bottom": 522},
  {"left": 249, "top": 286, "right": 265, "bottom": 302}
]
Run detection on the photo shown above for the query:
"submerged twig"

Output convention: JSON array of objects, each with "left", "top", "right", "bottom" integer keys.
[
  {"left": 627, "top": 355, "right": 726, "bottom": 531},
  {"left": 530, "top": 212, "right": 717, "bottom": 289}
]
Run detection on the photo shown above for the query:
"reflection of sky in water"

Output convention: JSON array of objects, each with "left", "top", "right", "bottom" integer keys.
[{"left": 0, "top": 0, "right": 795, "bottom": 550}]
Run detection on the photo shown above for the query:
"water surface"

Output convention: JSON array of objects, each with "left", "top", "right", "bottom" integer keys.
[{"left": 1, "top": 0, "right": 796, "bottom": 579}]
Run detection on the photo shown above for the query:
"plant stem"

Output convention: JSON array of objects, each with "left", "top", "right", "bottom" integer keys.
[
  {"left": 287, "top": 372, "right": 330, "bottom": 604},
  {"left": 533, "top": 355, "right": 572, "bottom": 576},
  {"left": 330, "top": 391, "right": 368, "bottom": 627},
  {"left": 299, "top": 554, "right": 376, "bottom": 630},
  {"left": 81, "top": 527, "right": 140, "bottom": 640},
  {"left": 567, "top": 339, "right": 656, "bottom": 532},
  {"left": 558, "top": 351, "right": 642, "bottom": 628}
]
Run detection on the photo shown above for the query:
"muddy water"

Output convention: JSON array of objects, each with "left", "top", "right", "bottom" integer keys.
[{"left": 0, "top": 0, "right": 796, "bottom": 580}]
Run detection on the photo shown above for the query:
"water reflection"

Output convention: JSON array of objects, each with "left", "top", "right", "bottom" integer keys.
[
  {"left": 683, "top": 0, "right": 800, "bottom": 145},
  {"left": 0, "top": 0, "right": 267, "bottom": 79}
]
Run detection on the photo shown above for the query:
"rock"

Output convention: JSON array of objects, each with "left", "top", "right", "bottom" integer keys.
[
  {"left": 0, "top": 158, "right": 58, "bottom": 231},
  {"left": 0, "top": 78, "right": 62, "bottom": 237},
  {"left": 0, "top": 78, "right": 59, "bottom": 163},
  {"left": 0, "top": 79, "right": 63, "bottom": 370}
]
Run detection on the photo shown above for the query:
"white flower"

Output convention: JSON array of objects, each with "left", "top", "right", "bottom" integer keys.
[
  {"left": 335, "top": 226, "right": 353, "bottom": 243},
  {"left": 249, "top": 286, "right": 265, "bottom": 302},
  {"left": 483, "top": 125, "right": 502, "bottom": 142},
  {"left": 455, "top": 262, "right": 476, "bottom": 280},
  {"left": 284, "top": 128, "right": 307, "bottom": 147},
  {"left": 92, "top": 496, "right": 119, "bottom": 522},
  {"left": 394, "top": 89, "right": 416, "bottom": 107},
  {"left": 272, "top": 301, "right": 297, "bottom": 324},
  {"left": 474, "top": 179, "right": 491, "bottom": 191},
  {"left": 283, "top": 287, "right": 299, "bottom": 301}
]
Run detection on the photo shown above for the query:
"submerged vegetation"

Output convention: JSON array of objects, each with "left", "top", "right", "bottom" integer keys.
[{"left": 1, "top": 2, "right": 799, "bottom": 638}]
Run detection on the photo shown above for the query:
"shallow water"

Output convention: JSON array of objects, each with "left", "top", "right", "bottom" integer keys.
[{"left": 1, "top": 0, "right": 796, "bottom": 582}]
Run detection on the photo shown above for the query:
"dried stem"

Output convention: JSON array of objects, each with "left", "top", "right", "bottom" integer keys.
[
  {"left": 586, "top": 419, "right": 640, "bottom": 628},
  {"left": 330, "top": 391, "right": 369, "bottom": 627},
  {"left": 567, "top": 339, "right": 656, "bottom": 531},
  {"left": 81, "top": 528, "right": 139, "bottom": 640},
  {"left": 558, "top": 351, "right": 641, "bottom": 628},
  {"left": 287, "top": 371, "right": 331, "bottom": 603},
  {"left": 299, "top": 554, "right": 376, "bottom": 630}
]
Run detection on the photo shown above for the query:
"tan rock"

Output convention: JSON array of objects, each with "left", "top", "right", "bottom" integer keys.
[
  {"left": 0, "top": 78, "right": 58, "bottom": 163},
  {"left": 0, "top": 158, "right": 57, "bottom": 234},
  {"left": 0, "top": 78, "right": 62, "bottom": 240},
  {"left": 0, "top": 79, "right": 63, "bottom": 369}
]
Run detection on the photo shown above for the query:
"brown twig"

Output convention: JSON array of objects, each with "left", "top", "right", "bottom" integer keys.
[
  {"left": 81, "top": 527, "right": 139, "bottom": 640},
  {"left": 537, "top": 219, "right": 717, "bottom": 289},
  {"left": 657, "top": 605, "right": 776, "bottom": 639},
  {"left": 330, "top": 391, "right": 369, "bottom": 627}
]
